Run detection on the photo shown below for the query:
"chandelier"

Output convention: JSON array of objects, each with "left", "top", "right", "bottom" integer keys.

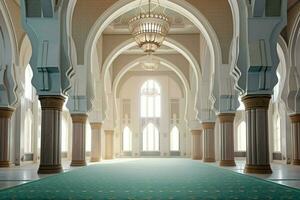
[{"left": 128, "top": 0, "right": 170, "bottom": 53}]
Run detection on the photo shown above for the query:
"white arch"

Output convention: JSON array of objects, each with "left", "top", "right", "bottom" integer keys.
[
  {"left": 84, "top": 0, "right": 223, "bottom": 88},
  {"left": 0, "top": 1, "right": 18, "bottom": 65},
  {"left": 289, "top": 12, "right": 300, "bottom": 68},
  {"left": 102, "top": 38, "right": 199, "bottom": 120},
  {"left": 112, "top": 55, "right": 191, "bottom": 121},
  {"left": 0, "top": 1, "right": 18, "bottom": 106}
]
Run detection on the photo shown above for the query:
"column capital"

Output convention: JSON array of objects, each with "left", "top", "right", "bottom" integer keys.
[
  {"left": 290, "top": 114, "right": 300, "bottom": 123},
  {"left": 242, "top": 95, "right": 271, "bottom": 110},
  {"left": 0, "top": 107, "right": 15, "bottom": 118},
  {"left": 201, "top": 122, "right": 215, "bottom": 129},
  {"left": 191, "top": 129, "right": 202, "bottom": 135},
  {"left": 90, "top": 122, "right": 102, "bottom": 129},
  {"left": 71, "top": 113, "right": 88, "bottom": 124},
  {"left": 105, "top": 130, "right": 114, "bottom": 133},
  {"left": 218, "top": 113, "right": 235, "bottom": 123},
  {"left": 39, "top": 95, "right": 66, "bottom": 111}
]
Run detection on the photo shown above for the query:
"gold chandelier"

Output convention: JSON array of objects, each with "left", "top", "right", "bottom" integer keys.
[{"left": 128, "top": 0, "right": 170, "bottom": 53}]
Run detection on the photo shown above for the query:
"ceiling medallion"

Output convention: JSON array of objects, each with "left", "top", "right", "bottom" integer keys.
[
  {"left": 142, "top": 62, "right": 159, "bottom": 71},
  {"left": 128, "top": 0, "right": 170, "bottom": 53}
]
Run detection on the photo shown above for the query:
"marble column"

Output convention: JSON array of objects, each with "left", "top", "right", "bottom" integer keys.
[
  {"left": 218, "top": 113, "right": 236, "bottom": 166},
  {"left": 290, "top": 114, "right": 300, "bottom": 165},
  {"left": 90, "top": 122, "right": 102, "bottom": 162},
  {"left": 0, "top": 107, "right": 14, "bottom": 167},
  {"left": 105, "top": 130, "right": 114, "bottom": 160},
  {"left": 202, "top": 122, "right": 215, "bottom": 162},
  {"left": 242, "top": 95, "right": 272, "bottom": 174},
  {"left": 38, "top": 96, "right": 65, "bottom": 174},
  {"left": 70, "top": 114, "right": 87, "bottom": 166},
  {"left": 191, "top": 130, "right": 203, "bottom": 160}
]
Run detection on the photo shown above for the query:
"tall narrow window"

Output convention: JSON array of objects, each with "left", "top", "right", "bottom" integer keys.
[
  {"left": 274, "top": 115, "right": 281, "bottom": 152},
  {"left": 237, "top": 121, "right": 246, "bottom": 151},
  {"left": 123, "top": 126, "right": 132, "bottom": 151},
  {"left": 61, "top": 116, "right": 68, "bottom": 152},
  {"left": 25, "top": 65, "right": 33, "bottom": 100},
  {"left": 24, "top": 111, "right": 32, "bottom": 153},
  {"left": 143, "top": 123, "right": 159, "bottom": 151},
  {"left": 170, "top": 126, "right": 180, "bottom": 151},
  {"left": 86, "top": 124, "right": 91, "bottom": 152},
  {"left": 141, "top": 80, "right": 161, "bottom": 118}
]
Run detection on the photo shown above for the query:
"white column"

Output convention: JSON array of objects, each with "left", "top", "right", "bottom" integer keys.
[
  {"left": 290, "top": 114, "right": 300, "bottom": 165},
  {"left": 38, "top": 96, "right": 65, "bottom": 174},
  {"left": 218, "top": 113, "right": 236, "bottom": 166},
  {"left": 0, "top": 107, "right": 14, "bottom": 167},
  {"left": 242, "top": 95, "right": 272, "bottom": 174},
  {"left": 70, "top": 114, "right": 87, "bottom": 166},
  {"left": 90, "top": 122, "right": 102, "bottom": 162},
  {"left": 191, "top": 130, "right": 202, "bottom": 160},
  {"left": 202, "top": 122, "right": 215, "bottom": 162},
  {"left": 105, "top": 130, "right": 114, "bottom": 160}
]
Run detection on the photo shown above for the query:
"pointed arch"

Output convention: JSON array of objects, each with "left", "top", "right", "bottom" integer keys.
[
  {"left": 122, "top": 126, "right": 132, "bottom": 152},
  {"left": 170, "top": 126, "right": 180, "bottom": 151},
  {"left": 143, "top": 123, "right": 159, "bottom": 151}
]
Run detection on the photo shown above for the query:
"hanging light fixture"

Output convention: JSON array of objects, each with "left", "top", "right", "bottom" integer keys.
[{"left": 128, "top": 0, "right": 170, "bottom": 53}]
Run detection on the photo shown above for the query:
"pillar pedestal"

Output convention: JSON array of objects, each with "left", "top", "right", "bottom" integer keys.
[
  {"left": 0, "top": 107, "right": 14, "bottom": 167},
  {"left": 70, "top": 114, "right": 88, "bottom": 167},
  {"left": 218, "top": 113, "right": 236, "bottom": 167},
  {"left": 202, "top": 122, "right": 215, "bottom": 162},
  {"left": 38, "top": 96, "right": 65, "bottom": 174},
  {"left": 290, "top": 114, "right": 300, "bottom": 165},
  {"left": 90, "top": 122, "right": 102, "bottom": 162},
  {"left": 105, "top": 130, "right": 114, "bottom": 160},
  {"left": 191, "top": 130, "right": 203, "bottom": 160},
  {"left": 242, "top": 95, "right": 272, "bottom": 174}
]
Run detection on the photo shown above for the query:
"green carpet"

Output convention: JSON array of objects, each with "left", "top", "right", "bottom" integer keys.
[{"left": 0, "top": 159, "right": 300, "bottom": 199}]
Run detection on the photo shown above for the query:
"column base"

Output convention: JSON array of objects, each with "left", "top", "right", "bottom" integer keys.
[
  {"left": 292, "top": 159, "right": 300, "bottom": 165},
  {"left": 90, "top": 157, "right": 100, "bottom": 162},
  {"left": 38, "top": 164, "right": 62, "bottom": 174},
  {"left": 0, "top": 161, "right": 10, "bottom": 168},
  {"left": 203, "top": 158, "right": 216, "bottom": 162},
  {"left": 220, "top": 160, "right": 236, "bottom": 166},
  {"left": 192, "top": 156, "right": 202, "bottom": 160},
  {"left": 244, "top": 164, "right": 272, "bottom": 174},
  {"left": 71, "top": 160, "right": 87, "bottom": 166}
]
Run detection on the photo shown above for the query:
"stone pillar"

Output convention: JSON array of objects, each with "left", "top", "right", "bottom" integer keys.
[
  {"left": 0, "top": 107, "right": 14, "bottom": 167},
  {"left": 191, "top": 130, "right": 202, "bottom": 160},
  {"left": 90, "top": 122, "right": 102, "bottom": 162},
  {"left": 242, "top": 95, "right": 272, "bottom": 174},
  {"left": 290, "top": 114, "right": 300, "bottom": 165},
  {"left": 105, "top": 130, "right": 114, "bottom": 160},
  {"left": 38, "top": 96, "right": 65, "bottom": 174},
  {"left": 202, "top": 122, "right": 215, "bottom": 162},
  {"left": 70, "top": 114, "right": 88, "bottom": 166},
  {"left": 218, "top": 113, "right": 236, "bottom": 166}
]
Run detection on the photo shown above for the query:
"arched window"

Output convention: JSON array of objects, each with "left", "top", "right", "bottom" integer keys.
[
  {"left": 143, "top": 123, "right": 159, "bottom": 151},
  {"left": 86, "top": 124, "right": 91, "bottom": 152},
  {"left": 273, "top": 72, "right": 281, "bottom": 102},
  {"left": 24, "top": 111, "right": 32, "bottom": 153},
  {"left": 170, "top": 126, "right": 180, "bottom": 151},
  {"left": 274, "top": 115, "right": 281, "bottom": 152},
  {"left": 123, "top": 126, "right": 132, "bottom": 152},
  {"left": 141, "top": 80, "right": 161, "bottom": 118},
  {"left": 61, "top": 116, "right": 69, "bottom": 152},
  {"left": 237, "top": 121, "right": 246, "bottom": 151},
  {"left": 25, "top": 65, "right": 33, "bottom": 100}
]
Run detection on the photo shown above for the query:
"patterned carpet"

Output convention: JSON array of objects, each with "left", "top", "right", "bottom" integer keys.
[{"left": 0, "top": 158, "right": 300, "bottom": 199}]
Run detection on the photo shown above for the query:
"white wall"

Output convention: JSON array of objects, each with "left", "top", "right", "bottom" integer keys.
[{"left": 103, "top": 73, "right": 188, "bottom": 157}]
